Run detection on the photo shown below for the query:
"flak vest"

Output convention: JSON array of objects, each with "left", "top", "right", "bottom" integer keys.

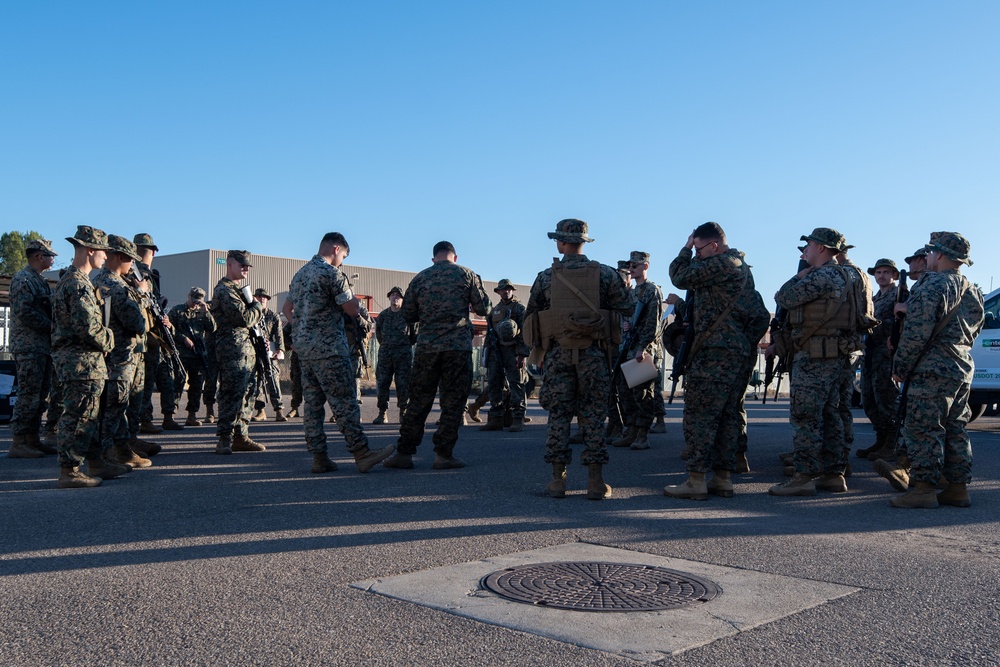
[
  {"left": 532, "top": 259, "right": 622, "bottom": 364},
  {"left": 787, "top": 264, "right": 873, "bottom": 359}
]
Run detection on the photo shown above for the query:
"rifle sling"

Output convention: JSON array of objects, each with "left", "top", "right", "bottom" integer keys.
[{"left": 687, "top": 268, "right": 750, "bottom": 364}]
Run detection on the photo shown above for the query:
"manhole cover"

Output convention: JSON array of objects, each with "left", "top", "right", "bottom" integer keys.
[{"left": 481, "top": 561, "right": 721, "bottom": 612}]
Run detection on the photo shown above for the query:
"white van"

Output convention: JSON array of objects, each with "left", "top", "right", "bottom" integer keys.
[{"left": 970, "top": 287, "right": 1000, "bottom": 421}]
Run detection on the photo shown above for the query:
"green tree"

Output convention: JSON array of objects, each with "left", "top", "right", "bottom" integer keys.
[{"left": 0, "top": 230, "right": 44, "bottom": 276}]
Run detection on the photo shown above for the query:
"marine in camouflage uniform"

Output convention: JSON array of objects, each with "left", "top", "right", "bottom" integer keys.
[
  {"left": 7, "top": 239, "right": 59, "bottom": 458},
  {"left": 203, "top": 324, "right": 219, "bottom": 421},
  {"left": 168, "top": 287, "right": 217, "bottom": 425},
  {"left": 664, "top": 222, "right": 769, "bottom": 500},
  {"left": 383, "top": 241, "right": 489, "bottom": 470},
  {"left": 283, "top": 233, "right": 394, "bottom": 473},
  {"left": 250, "top": 288, "right": 286, "bottom": 421},
  {"left": 93, "top": 235, "right": 151, "bottom": 469},
  {"left": 612, "top": 251, "right": 664, "bottom": 450},
  {"left": 890, "top": 232, "right": 984, "bottom": 509},
  {"left": 770, "top": 228, "right": 861, "bottom": 496},
  {"left": 51, "top": 226, "right": 117, "bottom": 488},
  {"left": 480, "top": 278, "right": 530, "bottom": 432},
  {"left": 831, "top": 248, "right": 865, "bottom": 453},
  {"left": 134, "top": 233, "right": 184, "bottom": 432},
  {"left": 344, "top": 304, "right": 373, "bottom": 404},
  {"left": 282, "top": 320, "right": 301, "bottom": 417},
  {"left": 373, "top": 286, "right": 413, "bottom": 424},
  {"left": 860, "top": 258, "right": 901, "bottom": 460},
  {"left": 210, "top": 250, "right": 266, "bottom": 454},
  {"left": 525, "top": 219, "right": 633, "bottom": 500}
]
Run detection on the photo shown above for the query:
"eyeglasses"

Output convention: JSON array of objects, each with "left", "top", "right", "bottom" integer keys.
[{"left": 694, "top": 241, "right": 717, "bottom": 253}]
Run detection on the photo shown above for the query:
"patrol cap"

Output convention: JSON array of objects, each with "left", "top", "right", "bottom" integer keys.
[
  {"left": 25, "top": 239, "right": 58, "bottom": 257},
  {"left": 494, "top": 278, "right": 516, "bottom": 293},
  {"left": 628, "top": 251, "right": 650, "bottom": 265},
  {"left": 799, "top": 227, "right": 845, "bottom": 251},
  {"left": 254, "top": 287, "right": 272, "bottom": 299},
  {"left": 867, "top": 258, "right": 899, "bottom": 276},
  {"left": 925, "top": 231, "right": 973, "bottom": 266},
  {"left": 107, "top": 234, "right": 142, "bottom": 262},
  {"left": 904, "top": 247, "right": 928, "bottom": 264},
  {"left": 617, "top": 260, "right": 631, "bottom": 270},
  {"left": 189, "top": 286, "right": 207, "bottom": 302},
  {"left": 227, "top": 250, "right": 253, "bottom": 267},
  {"left": 133, "top": 233, "right": 159, "bottom": 252},
  {"left": 387, "top": 286, "right": 404, "bottom": 298},
  {"left": 547, "top": 218, "right": 594, "bottom": 243},
  {"left": 66, "top": 225, "right": 112, "bottom": 251}
]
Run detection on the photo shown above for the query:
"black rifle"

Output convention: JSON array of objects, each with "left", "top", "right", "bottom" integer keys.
[
  {"left": 350, "top": 317, "right": 371, "bottom": 380},
  {"left": 129, "top": 265, "right": 187, "bottom": 386},
  {"left": 249, "top": 320, "right": 280, "bottom": 400},
  {"left": 485, "top": 320, "right": 512, "bottom": 424},
  {"left": 610, "top": 296, "right": 648, "bottom": 418},
  {"left": 185, "top": 320, "right": 210, "bottom": 372},
  {"left": 762, "top": 305, "right": 788, "bottom": 404},
  {"left": 667, "top": 293, "right": 693, "bottom": 404},
  {"left": 889, "top": 269, "right": 909, "bottom": 354}
]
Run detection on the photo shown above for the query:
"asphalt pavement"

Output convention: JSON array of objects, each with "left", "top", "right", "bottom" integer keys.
[{"left": 1, "top": 395, "right": 998, "bottom": 666}]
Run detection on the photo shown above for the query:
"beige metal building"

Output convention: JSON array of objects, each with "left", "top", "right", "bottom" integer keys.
[{"left": 154, "top": 250, "right": 531, "bottom": 318}]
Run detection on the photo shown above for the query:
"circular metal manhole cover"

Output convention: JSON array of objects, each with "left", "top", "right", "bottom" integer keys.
[{"left": 481, "top": 561, "right": 721, "bottom": 612}]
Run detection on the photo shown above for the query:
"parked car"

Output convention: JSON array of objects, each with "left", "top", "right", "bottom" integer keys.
[{"left": 970, "top": 287, "right": 1000, "bottom": 421}]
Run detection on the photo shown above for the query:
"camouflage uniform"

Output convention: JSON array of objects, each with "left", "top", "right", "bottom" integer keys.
[
  {"left": 93, "top": 260, "right": 147, "bottom": 454},
  {"left": 8, "top": 253, "right": 55, "bottom": 440},
  {"left": 484, "top": 283, "right": 530, "bottom": 424},
  {"left": 526, "top": 256, "right": 633, "bottom": 466},
  {"left": 345, "top": 306, "right": 373, "bottom": 400},
  {"left": 776, "top": 256, "right": 853, "bottom": 476},
  {"left": 211, "top": 275, "right": 263, "bottom": 441},
  {"left": 894, "top": 257, "right": 984, "bottom": 485},
  {"left": 251, "top": 306, "right": 285, "bottom": 413},
  {"left": 616, "top": 260, "right": 664, "bottom": 432},
  {"left": 669, "top": 247, "right": 768, "bottom": 472},
  {"left": 834, "top": 255, "right": 871, "bottom": 449},
  {"left": 397, "top": 259, "right": 489, "bottom": 458},
  {"left": 168, "top": 292, "right": 217, "bottom": 414},
  {"left": 136, "top": 259, "right": 183, "bottom": 422},
  {"left": 374, "top": 303, "right": 413, "bottom": 414},
  {"left": 52, "top": 257, "right": 114, "bottom": 467},
  {"left": 282, "top": 321, "right": 301, "bottom": 412},
  {"left": 203, "top": 326, "right": 218, "bottom": 411},
  {"left": 287, "top": 255, "right": 370, "bottom": 455},
  {"left": 861, "top": 262, "right": 901, "bottom": 446}
]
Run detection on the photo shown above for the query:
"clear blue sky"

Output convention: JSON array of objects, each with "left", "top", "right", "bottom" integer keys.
[{"left": 2, "top": 1, "right": 998, "bottom": 300}]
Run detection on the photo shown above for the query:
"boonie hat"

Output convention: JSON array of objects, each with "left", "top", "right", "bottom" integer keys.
[
  {"left": 387, "top": 286, "right": 404, "bottom": 298},
  {"left": 494, "top": 278, "right": 516, "bottom": 293},
  {"left": 799, "top": 228, "right": 845, "bottom": 251},
  {"left": 547, "top": 218, "right": 594, "bottom": 243},
  {"left": 867, "top": 258, "right": 899, "bottom": 276},
  {"left": 904, "top": 247, "right": 928, "bottom": 264},
  {"left": 925, "top": 231, "right": 973, "bottom": 266},
  {"left": 133, "top": 233, "right": 159, "bottom": 252},
  {"left": 107, "top": 234, "right": 142, "bottom": 262},
  {"left": 66, "top": 225, "right": 112, "bottom": 251},
  {"left": 25, "top": 239, "right": 58, "bottom": 257}
]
